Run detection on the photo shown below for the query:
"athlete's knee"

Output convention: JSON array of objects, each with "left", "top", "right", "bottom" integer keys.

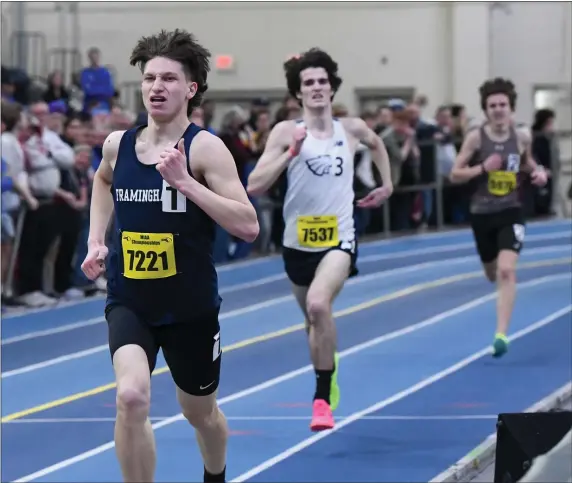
[
  {"left": 113, "top": 346, "right": 152, "bottom": 423},
  {"left": 180, "top": 394, "right": 222, "bottom": 431},
  {"left": 306, "top": 291, "right": 331, "bottom": 323},
  {"left": 497, "top": 263, "right": 515, "bottom": 282},
  {"left": 116, "top": 384, "right": 150, "bottom": 422}
]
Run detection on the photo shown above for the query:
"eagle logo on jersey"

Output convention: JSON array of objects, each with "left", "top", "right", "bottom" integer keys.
[
  {"left": 305, "top": 154, "right": 344, "bottom": 177},
  {"left": 305, "top": 155, "right": 333, "bottom": 176}
]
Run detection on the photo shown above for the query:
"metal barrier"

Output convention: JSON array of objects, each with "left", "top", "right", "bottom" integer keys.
[
  {"left": 9, "top": 31, "right": 48, "bottom": 79},
  {"left": 379, "top": 134, "right": 452, "bottom": 235},
  {"left": 48, "top": 47, "right": 82, "bottom": 84}
]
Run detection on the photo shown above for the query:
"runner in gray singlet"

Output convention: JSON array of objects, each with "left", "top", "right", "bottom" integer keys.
[
  {"left": 470, "top": 124, "right": 522, "bottom": 215},
  {"left": 449, "top": 78, "right": 548, "bottom": 357}
]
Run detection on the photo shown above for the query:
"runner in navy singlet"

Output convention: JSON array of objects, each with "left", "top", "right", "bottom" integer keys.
[{"left": 81, "top": 29, "right": 259, "bottom": 482}]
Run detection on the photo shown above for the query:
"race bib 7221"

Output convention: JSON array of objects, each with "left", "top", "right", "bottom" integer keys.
[{"left": 121, "top": 231, "right": 177, "bottom": 279}]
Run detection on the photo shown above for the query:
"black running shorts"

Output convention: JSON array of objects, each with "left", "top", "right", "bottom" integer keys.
[
  {"left": 105, "top": 304, "right": 222, "bottom": 396},
  {"left": 282, "top": 240, "right": 359, "bottom": 288},
  {"left": 470, "top": 207, "right": 526, "bottom": 264}
]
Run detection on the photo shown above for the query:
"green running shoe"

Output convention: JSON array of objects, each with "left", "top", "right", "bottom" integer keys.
[
  {"left": 492, "top": 333, "right": 509, "bottom": 358},
  {"left": 330, "top": 352, "right": 340, "bottom": 411}
]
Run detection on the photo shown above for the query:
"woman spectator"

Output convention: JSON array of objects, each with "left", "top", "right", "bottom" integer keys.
[{"left": 43, "top": 70, "right": 70, "bottom": 106}]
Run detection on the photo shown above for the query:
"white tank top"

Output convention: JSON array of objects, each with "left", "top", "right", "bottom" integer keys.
[{"left": 282, "top": 119, "right": 356, "bottom": 252}]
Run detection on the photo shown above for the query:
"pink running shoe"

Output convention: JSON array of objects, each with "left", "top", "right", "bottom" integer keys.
[{"left": 310, "top": 399, "right": 334, "bottom": 432}]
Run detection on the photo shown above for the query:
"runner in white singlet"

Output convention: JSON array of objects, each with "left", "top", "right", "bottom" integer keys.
[
  {"left": 247, "top": 48, "right": 393, "bottom": 432},
  {"left": 282, "top": 117, "right": 356, "bottom": 253}
]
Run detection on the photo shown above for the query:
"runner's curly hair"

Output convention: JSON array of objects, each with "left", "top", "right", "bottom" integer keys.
[
  {"left": 130, "top": 29, "right": 211, "bottom": 113},
  {"left": 479, "top": 77, "right": 517, "bottom": 111},
  {"left": 284, "top": 48, "right": 343, "bottom": 106}
]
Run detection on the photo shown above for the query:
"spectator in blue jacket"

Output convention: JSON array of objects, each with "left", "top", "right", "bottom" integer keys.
[{"left": 80, "top": 48, "right": 115, "bottom": 114}]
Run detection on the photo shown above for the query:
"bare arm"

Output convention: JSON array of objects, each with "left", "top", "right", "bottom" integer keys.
[
  {"left": 246, "top": 121, "right": 293, "bottom": 196},
  {"left": 178, "top": 132, "right": 259, "bottom": 243},
  {"left": 87, "top": 130, "right": 123, "bottom": 247},
  {"left": 344, "top": 118, "right": 393, "bottom": 190},
  {"left": 449, "top": 130, "right": 483, "bottom": 183}
]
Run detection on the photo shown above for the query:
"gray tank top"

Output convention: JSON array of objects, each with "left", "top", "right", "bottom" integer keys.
[{"left": 470, "top": 125, "right": 522, "bottom": 214}]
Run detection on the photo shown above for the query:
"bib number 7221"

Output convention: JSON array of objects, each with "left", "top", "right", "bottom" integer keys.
[
  {"left": 125, "top": 249, "right": 168, "bottom": 272},
  {"left": 121, "top": 231, "right": 177, "bottom": 280}
]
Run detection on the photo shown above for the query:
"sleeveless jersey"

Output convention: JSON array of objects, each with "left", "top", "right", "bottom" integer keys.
[
  {"left": 106, "top": 123, "right": 220, "bottom": 325},
  {"left": 282, "top": 119, "right": 356, "bottom": 252},
  {"left": 469, "top": 125, "right": 522, "bottom": 214}
]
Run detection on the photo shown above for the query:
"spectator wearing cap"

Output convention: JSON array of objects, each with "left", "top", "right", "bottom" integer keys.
[
  {"left": 80, "top": 47, "right": 115, "bottom": 114},
  {"left": 46, "top": 99, "right": 68, "bottom": 136}
]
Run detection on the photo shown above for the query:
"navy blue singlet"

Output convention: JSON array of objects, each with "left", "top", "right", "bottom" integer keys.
[{"left": 105, "top": 123, "right": 221, "bottom": 325}]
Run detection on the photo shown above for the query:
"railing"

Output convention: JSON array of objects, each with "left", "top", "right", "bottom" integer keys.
[
  {"left": 2, "top": 125, "right": 569, "bottom": 301},
  {"left": 9, "top": 31, "right": 48, "bottom": 78},
  {"left": 379, "top": 134, "right": 448, "bottom": 235},
  {"left": 47, "top": 47, "right": 82, "bottom": 84}
]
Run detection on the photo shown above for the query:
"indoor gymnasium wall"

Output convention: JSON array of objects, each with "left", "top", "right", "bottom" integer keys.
[{"left": 17, "top": 1, "right": 572, "bottom": 121}]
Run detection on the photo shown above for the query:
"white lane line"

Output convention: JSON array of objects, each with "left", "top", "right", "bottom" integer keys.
[
  {"left": 2, "top": 260, "right": 569, "bottom": 378},
  {"left": 3, "top": 243, "right": 569, "bottom": 346},
  {"left": 3, "top": 415, "right": 499, "bottom": 424},
  {"left": 3, "top": 219, "right": 569, "bottom": 319},
  {"left": 230, "top": 305, "right": 572, "bottom": 482},
  {"left": 11, "top": 291, "right": 571, "bottom": 482}
]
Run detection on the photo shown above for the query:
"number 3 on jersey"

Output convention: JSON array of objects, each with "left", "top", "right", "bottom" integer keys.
[
  {"left": 334, "top": 156, "right": 343, "bottom": 176},
  {"left": 162, "top": 180, "right": 186, "bottom": 213}
]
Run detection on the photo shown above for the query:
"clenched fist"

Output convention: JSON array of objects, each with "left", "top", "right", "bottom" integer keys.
[{"left": 157, "top": 138, "right": 190, "bottom": 189}]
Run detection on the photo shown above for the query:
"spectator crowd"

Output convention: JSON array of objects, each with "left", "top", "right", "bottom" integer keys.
[{"left": 1, "top": 47, "right": 564, "bottom": 312}]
